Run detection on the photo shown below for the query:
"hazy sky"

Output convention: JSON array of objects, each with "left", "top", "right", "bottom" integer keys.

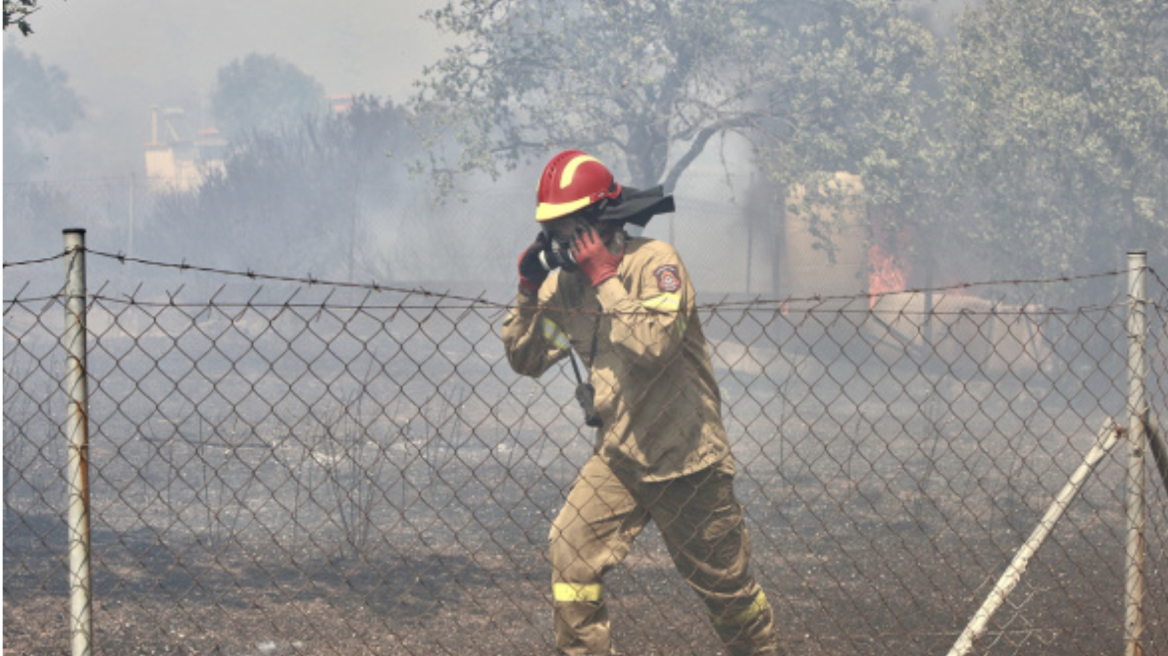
[{"left": 8, "top": 0, "right": 454, "bottom": 178}]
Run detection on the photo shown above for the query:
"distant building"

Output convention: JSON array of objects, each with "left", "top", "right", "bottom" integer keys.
[
  {"left": 143, "top": 107, "right": 227, "bottom": 191},
  {"left": 328, "top": 93, "right": 357, "bottom": 114},
  {"left": 780, "top": 171, "right": 872, "bottom": 300}
]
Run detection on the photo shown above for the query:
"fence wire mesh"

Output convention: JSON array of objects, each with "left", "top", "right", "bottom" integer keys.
[{"left": 4, "top": 246, "right": 1168, "bottom": 656}]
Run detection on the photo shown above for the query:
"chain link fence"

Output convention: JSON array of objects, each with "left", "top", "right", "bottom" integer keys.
[{"left": 4, "top": 237, "right": 1168, "bottom": 656}]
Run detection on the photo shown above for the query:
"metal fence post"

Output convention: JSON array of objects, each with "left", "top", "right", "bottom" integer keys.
[
  {"left": 63, "top": 228, "right": 93, "bottom": 656},
  {"left": 1125, "top": 250, "right": 1147, "bottom": 656},
  {"left": 947, "top": 420, "right": 1122, "bottom": 656}
]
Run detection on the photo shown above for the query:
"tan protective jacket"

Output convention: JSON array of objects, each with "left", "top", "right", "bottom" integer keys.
[{"left": 502, "top": 236, "right": 732, "bottom": 482}]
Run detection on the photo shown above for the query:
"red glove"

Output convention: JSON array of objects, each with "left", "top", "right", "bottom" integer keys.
[{"left": 571, "top": 225, "right": 622, "bottom": 287}]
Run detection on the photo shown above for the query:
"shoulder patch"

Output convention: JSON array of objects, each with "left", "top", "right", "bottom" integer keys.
[{"left": 654, "top": 264, "right": 682, "bottom": 293}]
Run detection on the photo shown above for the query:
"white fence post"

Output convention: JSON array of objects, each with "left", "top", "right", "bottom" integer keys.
[
  {"left": 1125, "top": 250, "right": 1147, "bottom": 656},
  {"left": 946, "top": 420, "right": 1122, "bottom": 656},
  {"left": 63, "top": 228, "right": 93, "bottom": 656}
]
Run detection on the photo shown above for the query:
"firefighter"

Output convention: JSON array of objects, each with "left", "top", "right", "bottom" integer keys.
[{"left": 502, "top": 150, "right": 780, "bottom": 656}]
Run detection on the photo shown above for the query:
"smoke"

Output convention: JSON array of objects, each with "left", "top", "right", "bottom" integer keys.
[{"left": 10, "top": 0, "right": 454, "bottom": 181}]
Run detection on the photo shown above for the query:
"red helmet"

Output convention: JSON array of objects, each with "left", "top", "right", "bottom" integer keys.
[{"left": 535, "top": 150, "right": 622, "bottom": 222}]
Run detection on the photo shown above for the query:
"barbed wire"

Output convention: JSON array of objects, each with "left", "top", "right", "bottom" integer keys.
[
  {"left": 84, "top": 291, "right": 508, "bottom": 315},
  {"left": 0, "top": 246, "right": 1149, "bottom": 316},
  {"left": 1, "top": 250, "right": 69, "bottom": 269},
  {"left": 70, "top": 293, "right": 1128, "bottom": 319},
  {"left": 711, "top": 267, "right": 1143, "bottom": 312},
  {"left": 84, "top": 248, "right": 516, "bottom": 309}
]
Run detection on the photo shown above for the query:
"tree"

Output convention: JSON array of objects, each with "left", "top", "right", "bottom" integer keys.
[
  {"left": 3, "top": 45, "right": 84, "bottom": 180},
  {"left": 752, "top": 0, "right": 939, "bottom": 259},
  {"left": 210, "top": 53, "right": 326, "bottom": 142},
  {"left": 149, "top": 96, "right": 422, "bottom": 279},
  {"left": 413, "top": 0, "right": 794, "bottom": 191},
  {"left": 941, "top": 0, "right": 1168, "bottom": 282},
  {"left": 413, "top": 0, "right": 938, "bottom": 220},
  {"left": 4, "top": 0, "right": 39, "bottom": 36},
  {"left": 411, "top": 0, "right": 942, "bottom": 300}
]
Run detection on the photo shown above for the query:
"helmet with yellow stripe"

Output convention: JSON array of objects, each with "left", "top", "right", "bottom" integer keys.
[{"left": 535, "top": 150, "right": 622, "bottom": 222}]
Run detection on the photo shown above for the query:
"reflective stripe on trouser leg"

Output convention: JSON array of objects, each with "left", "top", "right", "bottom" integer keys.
[
  {"left": 712, "top": 589, "right": 769, "bottom": 627},
  {"left": 550, "top": 456, "right": 649, "bottom": 655},
  {"left": 553, "top": 582, "right": 604, "bottom": 603},
  {"left": 641, "top": 463, "right": 780, "bottom": 655},
  {"left": 711, "top": 589, "right": 781, "bottom": 656}
]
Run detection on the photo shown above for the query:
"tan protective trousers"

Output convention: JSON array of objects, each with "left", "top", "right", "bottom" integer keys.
[{"left": 550, "top": 455, "right": 780, "bottom": 656}]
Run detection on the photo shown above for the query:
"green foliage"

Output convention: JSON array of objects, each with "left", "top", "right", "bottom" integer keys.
[
  {"left": 210, "top": 53, "right": 327, "bottom": 142},
  {"left": 755, "top": 0, "right": 939, "bottom": 250},
  {"left": 3, "top": 0, "right": 38, "bottom": 36},
  {"left": 941, "top": 0, "right": 1168, "bottom": 279},
  {"left": 774, "top": 1, "right": 935, "bottom": 188},
  {"left": 3, "top": 45, "right": 84, "bottom": 180}
]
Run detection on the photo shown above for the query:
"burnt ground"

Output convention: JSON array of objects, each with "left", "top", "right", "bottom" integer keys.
[{"left": 4, "top": 439, "right": 1160, "bottom": 656}]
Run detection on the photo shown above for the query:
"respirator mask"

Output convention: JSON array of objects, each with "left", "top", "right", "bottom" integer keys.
[
  {"left": 538, "top": 230, "right": 580, "bottom": 272},
  {"left": 539, "top": 202, "right": 609, "bottom": 273}
]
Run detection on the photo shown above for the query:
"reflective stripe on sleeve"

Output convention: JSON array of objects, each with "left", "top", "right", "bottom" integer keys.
[
  {"left": 640, "top": 292, "right": 681, "bottom": 312},
  {"left": 712, "top": 590, "right": 769, "bottom": 627},
  {"left": 540, "top": 317, "right": 571, "bottom": 351},
  {"left": 640, "top": 293, "right": 687, "bottom": 338},
  {"left": 553, "top": 582, "right": 603, "bottom": 603}
]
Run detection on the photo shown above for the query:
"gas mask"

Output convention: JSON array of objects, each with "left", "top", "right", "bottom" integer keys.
[
  {"left": 539, "top": 211, "right": 625, "bottom": 274},
  {"left": 539, "top": 230, "right": 580, "bottom": 272}
]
